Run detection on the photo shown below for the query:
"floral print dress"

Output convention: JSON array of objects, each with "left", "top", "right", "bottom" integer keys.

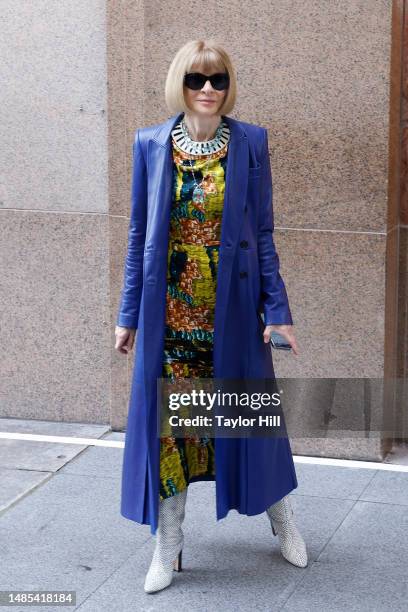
[{"left": 159, "top": 125, "right": 229, "bottom": 500}]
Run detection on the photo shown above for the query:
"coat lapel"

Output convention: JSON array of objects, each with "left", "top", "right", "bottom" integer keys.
[
  {"left": 146, "top": 111, "right": 249, "bottom": 254},
  {"left": 144, "top": 111, "right": 249, "bottom": 375}
]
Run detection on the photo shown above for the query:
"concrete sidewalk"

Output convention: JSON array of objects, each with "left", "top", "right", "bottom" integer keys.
[{"left": 0, "top": 418, "right": 407, "bottom": 611}]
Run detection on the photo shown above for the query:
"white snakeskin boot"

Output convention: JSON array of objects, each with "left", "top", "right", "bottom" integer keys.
[
  {"left": 266, "top": 494, "right": 308, "bottom": 568},
  {"left": 144, "top": 488, "right": 187, "bottom": 593}
]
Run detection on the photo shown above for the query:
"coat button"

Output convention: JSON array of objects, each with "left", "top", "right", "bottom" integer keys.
[
  {"left": 240, "top": 240, "right": 248, "bottom": 248},
  {"left": 239, "top": 271, "right": 248, "bottom": 279}
]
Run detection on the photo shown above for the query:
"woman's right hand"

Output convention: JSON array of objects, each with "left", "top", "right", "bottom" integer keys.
[{"left": 115, "top": 325, "right": 136, "bottom": 354}]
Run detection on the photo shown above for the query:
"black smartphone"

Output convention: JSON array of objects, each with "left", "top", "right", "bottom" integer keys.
[
  {"left": 269, "top": 331, "right": 292, "bottom": 351},
  {"left": 257, "top": 312, "right": 292, "bottom": 351}
]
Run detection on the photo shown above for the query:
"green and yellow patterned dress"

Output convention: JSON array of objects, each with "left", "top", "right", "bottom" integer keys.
[{"left": 159, "top": 118, "right": 229, "bottom": 500}]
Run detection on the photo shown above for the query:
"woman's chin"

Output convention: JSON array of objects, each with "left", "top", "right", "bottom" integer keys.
[{"left": 192, "top": 105, "right": 220, "bottom": 116}]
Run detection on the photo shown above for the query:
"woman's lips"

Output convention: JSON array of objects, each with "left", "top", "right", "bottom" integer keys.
[{"left": 198, "top": 100, "right": 215, "bottom": 104}]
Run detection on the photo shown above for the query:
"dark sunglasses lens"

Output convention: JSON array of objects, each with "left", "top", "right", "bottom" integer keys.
[
  {"left": 184, "top": 73, "right": 204, "bottom": 90},
  {"left": 211, "top": 73, "right": 229, "bottom": 90},
  {"left": 184, "top": 72, "right": 230, "bottom": 90}
]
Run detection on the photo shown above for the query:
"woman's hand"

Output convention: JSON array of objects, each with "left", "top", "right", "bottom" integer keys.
[
  {"left": 115, "top": 325, "right": 137, "bottom": 354},
  {"left": 262, "top": 324, "right": 299, "bottom": 357}
]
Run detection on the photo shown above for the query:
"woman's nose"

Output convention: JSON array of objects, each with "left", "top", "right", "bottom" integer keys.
[{"left": 201, "top": 81, "right": 215, "bottom": 93}]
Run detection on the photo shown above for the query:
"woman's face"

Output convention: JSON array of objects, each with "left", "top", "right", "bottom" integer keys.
[{"left": 183, "top": 65, "right": 228, "bottom": 117}]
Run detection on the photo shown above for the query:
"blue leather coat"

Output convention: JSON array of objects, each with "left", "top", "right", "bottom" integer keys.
[{"left": 117, "top": 111, "right": 297, "bottom": 534}]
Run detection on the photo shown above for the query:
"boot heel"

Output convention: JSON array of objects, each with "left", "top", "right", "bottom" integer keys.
[
  {"left": 271, "top": 523, "right": 277, "bottom": 536},
  {"left": 173, "top": 549, "right": 182, "bottom": 572}
]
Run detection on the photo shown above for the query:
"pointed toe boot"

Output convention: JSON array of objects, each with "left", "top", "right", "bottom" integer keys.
[
  {"left": 266, "top": 494, "right": 308, "bottom": 568},
  {"left": 144, "top": 488, "right": 188, "bottom": 593}
]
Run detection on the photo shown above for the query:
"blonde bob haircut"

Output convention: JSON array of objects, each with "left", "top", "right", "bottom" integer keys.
[{"left": 165, "top": 39, "right": 237, "bottom": 116}]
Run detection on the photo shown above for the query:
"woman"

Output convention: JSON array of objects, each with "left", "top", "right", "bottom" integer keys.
[{"left": 115, "top": 39, "right": 308, "bottom": 594}]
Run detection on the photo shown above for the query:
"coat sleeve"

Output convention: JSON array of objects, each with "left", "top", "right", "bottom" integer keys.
[
  {"left": 258, "top": 127, "right": 294, "bottom": 326},
  {"left": 116, "top": 129, "right": 147, "bottom": 329}
]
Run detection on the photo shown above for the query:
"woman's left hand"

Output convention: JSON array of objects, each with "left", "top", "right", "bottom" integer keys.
[{"left": 263, "top": 324, "right": 299, "bottom": 357}]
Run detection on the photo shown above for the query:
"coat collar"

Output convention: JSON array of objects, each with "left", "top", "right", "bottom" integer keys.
[
  {"left": 151, "top": 111, "right": 246, "bottom": 148},
  {"left": 145, "top": 110, "right": 249, "bottom": 259},
  {"left": 143, "top": 110, "right": 250, "bottom": 381}
]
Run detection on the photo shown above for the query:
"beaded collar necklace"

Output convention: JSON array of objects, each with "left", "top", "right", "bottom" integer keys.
[{"left": 171, "top": 117, "right": 230, "bottom": 156}]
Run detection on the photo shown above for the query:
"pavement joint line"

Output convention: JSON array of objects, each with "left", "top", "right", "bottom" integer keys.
[
  {"left": 0, "top": 432, "right": 122, "bottom": 447},
  {"left": 0, "top": 432, "right": 407, "bottom": 472},
  {"left": 293, "top": 455, "right": 408, "bottom": 472}
]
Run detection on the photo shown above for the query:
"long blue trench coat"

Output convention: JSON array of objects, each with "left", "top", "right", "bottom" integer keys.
[{"left": 117, "top": 111, "right": 298, "bottom": 535}]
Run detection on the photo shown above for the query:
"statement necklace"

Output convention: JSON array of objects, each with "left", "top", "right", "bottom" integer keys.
[
  {"left": 172, "top": 117, "right": 230, "bottom": 155},
  {"left": 171, "top": 118, "right": 230, "bottom": 204}
]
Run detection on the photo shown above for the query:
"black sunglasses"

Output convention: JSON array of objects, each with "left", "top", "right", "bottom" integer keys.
[{"left": 184, "top": 72, "right": 230, "bottom": 91}]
